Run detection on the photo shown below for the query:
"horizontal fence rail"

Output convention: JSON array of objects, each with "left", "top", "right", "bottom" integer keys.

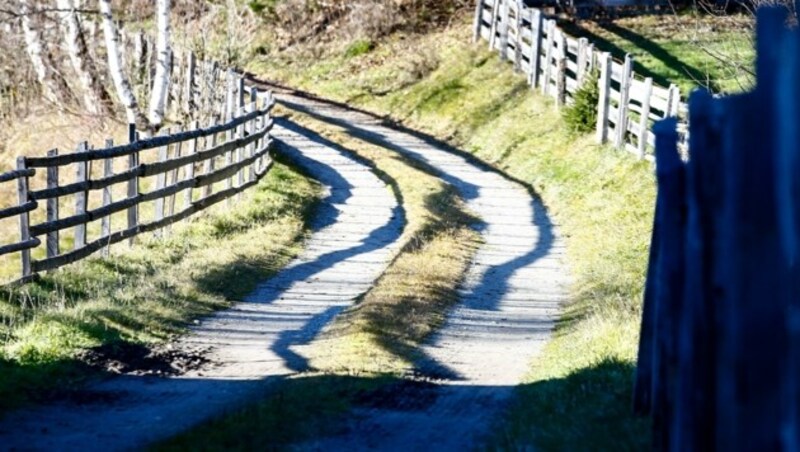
[
  {"left": 0, "top": 80, "right": 277, "bottom": 285},
  {"left": 474, "top": 0, "right": 689, "bottom": 160}
]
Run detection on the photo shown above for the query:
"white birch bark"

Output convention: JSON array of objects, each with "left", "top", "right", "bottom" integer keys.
[
  {"left": 99, "top": 0, "right": 147, "bottom": 127},
  {"left": 148, "top": 0, "right": 171, "bottom": 127},
  {"left": 57, "top": 0, "right": 112, "bottom": 115},
  {"left": 20, "top": 0, "right": 69, "bottom": 105}
]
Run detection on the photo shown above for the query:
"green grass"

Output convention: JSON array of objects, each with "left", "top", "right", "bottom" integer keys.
[
  {"left": 559, "top": 13, "right": 755, "bottom": 94},
  {"left": 0, "top": 161, "right": 321, "bottom": 413},
  {"left": 248, "top": 13, "right": 654, "bottom": 449},
  {"left": 344, "top": 39, "right": 375, "bottom": 58},
  {"left": 158, "top": 111, "right": 484, "bottom": 448}
]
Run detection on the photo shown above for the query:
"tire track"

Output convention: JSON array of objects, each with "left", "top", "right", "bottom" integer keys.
[
  {"left": 274, "top": 91, "right": 569, "bottom": 450},
  {"left": 0, "top": 122, "right": 404, "bottom": 450}
]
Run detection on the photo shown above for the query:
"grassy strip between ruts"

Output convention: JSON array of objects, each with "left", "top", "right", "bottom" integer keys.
[
  {"left": 158, "top": 109, "right": 483, "bottom": 449},
  {"left": 246, "top": 13, "right": 654, "bottom": 450},
  {"left": 0, "top": 160, "right": 321, "bottom": 414}
]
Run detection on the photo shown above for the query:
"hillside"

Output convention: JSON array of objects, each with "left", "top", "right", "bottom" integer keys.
[{"left": 0, "top": 1, "right": 760, "bottom": 449}]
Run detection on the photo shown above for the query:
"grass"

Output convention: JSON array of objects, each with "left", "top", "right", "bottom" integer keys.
[
  {"left": 0, "top": 161, "right": 321, "bottom": 413},
  {"left": 246, "top": 12, "right": 655, "bottom": 449},
  {"left": 559, "top": 13, "right": 755, "bottom": 94},
  {"left": 158, "top": 109, "right": 483, "bottom": 449}
]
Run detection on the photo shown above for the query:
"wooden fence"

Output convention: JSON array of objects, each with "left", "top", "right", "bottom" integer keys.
[
  {"left": 0, "top": 80, "right": 275, "bottom": 285},
  {"left": 473, "top": 0, "right": 688, "bottom": 159},
  {"left": 634, "top": 8, "right": 800, "bottom": 450}
]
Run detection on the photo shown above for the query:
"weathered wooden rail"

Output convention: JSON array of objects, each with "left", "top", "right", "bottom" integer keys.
[
  {"left": 635, "top": 8, "right": 800, "bottom": 450},
  {"left": 0, "top": 80, "right": 275, "bottom": 285},
  {"left": 474, "top": 0, "right": 688, "bottom": 159}
]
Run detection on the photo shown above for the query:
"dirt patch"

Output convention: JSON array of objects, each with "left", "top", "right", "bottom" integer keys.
[{"left": 77, "top": 342, "right": 210, "bottom": 377}]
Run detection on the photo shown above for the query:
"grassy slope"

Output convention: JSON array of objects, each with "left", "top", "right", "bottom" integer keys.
[
  {"left": 160, "top": 110, "right": 483, "bottom": 449},
  {"left": 560, "top": 13, "right": 754, "bottom": 94},
  {"left": 248, "top": 13, "right": 655, "bottom": 449},
  {"left": 0, "top": 161, "right": 320, "bottom": 413}
]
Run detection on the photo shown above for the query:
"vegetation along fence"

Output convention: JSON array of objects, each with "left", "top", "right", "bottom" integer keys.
[
  {"left": 0, "top": 75, "right": 275, "bottom": 285},
  {"left": 634, "top": 9, "right": 800, "bottom": 450},
  {"left": 473, "top": 0, "right": 689, "bottom": 159}
]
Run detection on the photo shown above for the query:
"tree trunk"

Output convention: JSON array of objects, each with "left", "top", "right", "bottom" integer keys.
[
  {"left": 98, "top": 0, "right": 148, "bottom": 128},
  {"left": 20, "top": 0, "right": 72, "bottom": 106},
  {"left": 148, "top": 0, "right": 171, "bottom": 128},
  {"left": 57, "top": 0, "right": 113, "bottom": 116}
]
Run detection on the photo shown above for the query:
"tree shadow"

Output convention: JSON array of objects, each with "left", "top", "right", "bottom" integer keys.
[{"left": 558, "top": 20, "right": 718, "bottom": 92}]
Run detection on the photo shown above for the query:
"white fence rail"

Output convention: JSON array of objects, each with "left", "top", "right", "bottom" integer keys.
[{"left": 474, "top": 0, "right": 689, "bottom": 160}]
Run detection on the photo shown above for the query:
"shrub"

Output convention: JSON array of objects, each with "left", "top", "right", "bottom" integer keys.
[
  {"left": 344, "top": 39, "right": 375, "bottom": 58},
  {"left": 562, "top": 69, "right": 600, "bottom": 134}
]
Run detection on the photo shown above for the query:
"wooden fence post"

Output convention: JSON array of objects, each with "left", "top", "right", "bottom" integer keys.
[
  {"left": 166, "top": 129, "right": 182, "bottom": 234},
  {"left": 236, "top": 77, "right": 246, "bottom": 196},
  {"left": 556, "top": 30, "right": 567, "bottom": 106},
  {"left": 154, "top": 128, "right": 170, "bottom": 235},
  {"left": 596, "top": 52, "right": 612, "bottom": 144},
  {"left": 615, "top": 54, "right": 634, "bottom": 150},
  {"left": 541, "top": 20, "right": 555, "bottom": 97},
  {"left": 472, "top": 0, "right": 484, "bottom": 42},
  {"left": 488, "top": 0, "right": 501, "bottom": 51},
  {"left": 225, "top": 70, "right": 236, "bottom": 199},
  {"left": 16, "top": 157, "right": 31, "bottom": 278},
  {"left": 73, "top": 141, "right": 89, "bottom": 250},
  {"left": 46, "top": 149, "right": 59, "bottom": 260},
  {"left": 248, "top": 88, "right": 258, "bottom": 182},
  {"left": 127, "top": 124, "right": 139, "bottom": 246},
  {"left": 577, "top": 37, "right": 589, "bottom": 86},
  {"left": 638, "top": 77, "right": 654, "bottom": 159},
  {"left": 258, "top": 94, "right": 270, "bottom": 172},
  {"left": 184, "top": 120, "right": 198, "bottom": 209},
  {"left": 668, "top": 83, "right": 681, "bottom": 117},
  {"left": 498, "top": 0, "right": 509, "bottom": 59},
  {"left": 101, "top": 139, "right": 113, "bottom": 258},
  {"left": 528, "top": 9, "right": 543, "bottom": 89},
  {"left": 203, "top": 119, "right": 218, "bottom": 199}
]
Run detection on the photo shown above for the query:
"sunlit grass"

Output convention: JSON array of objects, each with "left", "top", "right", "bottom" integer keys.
[
  {"left": 158, "top": 109, "right": 483, "bottom": 449},
  {"left": 250, "top": 12, "right": 655, "bottom": 448},
  {"left": 0, "top": 161, "right": 321, "bottom": 412}
]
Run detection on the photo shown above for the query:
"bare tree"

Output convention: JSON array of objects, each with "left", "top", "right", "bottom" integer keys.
[
  {"left": 99, "top": 0, "right": 147, "bottom": 128},
  {"left": 148, "top": 0, "right": 171, "bottom": 127},
  {"left": 20, "top": 0, "right": 72, "bottom": 106},
  {"left": 57, "top": 0, "right": 112, "bottom": 116}
]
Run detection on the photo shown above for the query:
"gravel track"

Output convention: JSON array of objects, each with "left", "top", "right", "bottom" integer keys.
[
  {"left": 0, "top": 88, "right": 568, "bottom": 451},
  {"left": 275, "top": 91, "right": 569, "bottom": 451},
  {"left": 0, "top": 121, "right": 403, "bottom": 451}
]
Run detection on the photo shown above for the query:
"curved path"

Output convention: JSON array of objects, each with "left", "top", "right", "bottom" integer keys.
[
  {"left": 272, "top": 90, "right": 569, "bottom": 450},
  {"left": 0, "top": 122, "right": 403, "bottom": 450}
]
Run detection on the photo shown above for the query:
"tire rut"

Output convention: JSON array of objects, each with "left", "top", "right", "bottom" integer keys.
[
  {"left": 275, "top": 91, "right": 569, "bottom": 451},
  {"left": 0, "top": 122, "right": 404, "bottom": 450}
]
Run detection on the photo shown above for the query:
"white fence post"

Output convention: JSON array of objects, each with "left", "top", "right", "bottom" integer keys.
[
  {"left": 596, "top": 52, "right": 612, "bottom": 144},
  {"left": 615, "top": 54, "right": 634, "bottom": 150},
  {"left": 529, "top": 9, "right": 543, "bottom": 89},
  {"left": 637, "top": 77, "right": 654, "bottom": 159}
]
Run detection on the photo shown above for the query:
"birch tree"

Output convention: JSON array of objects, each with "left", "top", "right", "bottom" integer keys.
[
  {"left": 57, "top": 0, "right": 112, "bottom": 116},
  {"left": 148, "top": 0, "right": 171, "bottom": 127},
  {"left": 20, "top": 0, "right": 72, "bottom": 106},
  {"left": 98, "top": 0, "right": 147, "bottom": 128}
]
